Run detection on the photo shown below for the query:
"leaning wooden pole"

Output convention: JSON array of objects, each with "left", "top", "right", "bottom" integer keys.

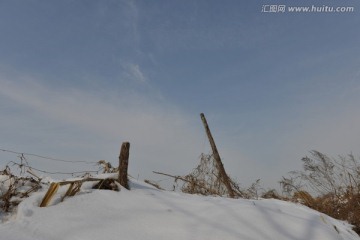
[
  {"left": 119, "top": 142, "right": 130, "bottom": 190},
  {"left": 200, "top": 113, "right": 235, "bottom": 198}
]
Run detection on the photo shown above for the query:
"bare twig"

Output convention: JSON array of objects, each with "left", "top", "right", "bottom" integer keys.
[{"left": 153, "top": 171, "right": 191, "bottom": 183}]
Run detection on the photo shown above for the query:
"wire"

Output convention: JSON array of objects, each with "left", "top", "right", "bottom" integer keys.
[
  {"left": 0, "top": 148, "right": 98, "bottom": 164},
  {"left": 29, "top": 166, "right": 98, "bottom": 175},
  {"left": 6, "top": 160, "right": 98, "bottom": 176}
]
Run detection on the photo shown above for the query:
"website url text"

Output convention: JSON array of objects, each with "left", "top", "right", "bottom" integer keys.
[{"left": 261, "top": 5, "right": 355, "bottom": 13}]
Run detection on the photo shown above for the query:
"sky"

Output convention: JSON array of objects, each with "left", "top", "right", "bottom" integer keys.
[{"left": 0, "top": 0, "right": 360, "bottom": 190}]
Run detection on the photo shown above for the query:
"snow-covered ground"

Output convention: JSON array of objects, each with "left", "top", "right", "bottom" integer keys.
[{"left": 0, "top": 177, "right": 359, "bottom": 240}]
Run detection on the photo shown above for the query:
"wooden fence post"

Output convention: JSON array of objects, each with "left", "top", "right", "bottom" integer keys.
[
  {"left": 200, "top": 113, "right": 235, "bottom": 198},
  {"left": 118, "top": 142, "right": 130, "bottom": 190}
]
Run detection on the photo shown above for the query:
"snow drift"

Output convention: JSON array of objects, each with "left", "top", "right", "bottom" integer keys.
[{"left": 0, "top": 178, "right": 359, "bottom": 240}]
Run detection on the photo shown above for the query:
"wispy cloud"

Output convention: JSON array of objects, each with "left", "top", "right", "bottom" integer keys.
[
  {"left": 123, "top": 63, "right": 147, "bottom": 83},
  {"left": 0, "top": 76, "right": 202, "bottom": 180},
  {"left": 1, "top": 74, "right": 359, "bottom": 189}
]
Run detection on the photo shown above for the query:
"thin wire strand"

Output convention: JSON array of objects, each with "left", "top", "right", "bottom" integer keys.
[
  {"left": 7, "top": 161, "right": 98, "bottom": 176},
  {"left": 29, "top": 166, "right": 98, "bottom": 175},
  {"left": 0, "top": 148, "right": 98, "bottom": 164}
]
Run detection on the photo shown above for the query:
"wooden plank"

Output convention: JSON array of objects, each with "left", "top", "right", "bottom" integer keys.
[{"left": 40, "top": 182, "right": 60, "bottom": 207}]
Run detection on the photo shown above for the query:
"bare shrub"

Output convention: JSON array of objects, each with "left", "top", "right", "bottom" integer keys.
[
  {"left": 97, "top": 160, "right": 118, "bottom": 173},
  {"left": 180, "top": 153, "right": 263, "bottom": 199},
  {"left": 261, "top": 189, "right": 282, "bottom": 200},
  {"left": 0, "top": 166, "right": 42, "bottom": 213},
  {"left": 181, "top": 153, "right": 237, "bottom": 196}
]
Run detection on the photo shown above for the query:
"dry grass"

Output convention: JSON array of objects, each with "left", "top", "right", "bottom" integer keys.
[{"left": 281, "top": 151, "right": 360, "bottom": 235}]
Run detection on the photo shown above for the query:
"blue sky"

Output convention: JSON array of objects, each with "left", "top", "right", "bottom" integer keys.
[{"left": 1, "top": 0, "right": 360, "bottom": 189}]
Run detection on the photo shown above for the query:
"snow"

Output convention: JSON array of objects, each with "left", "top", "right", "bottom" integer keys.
[
  {"left": 0, "top": 175, "right": 13, "bottom": 194},
  {"left": 0, "top": 178, "right": 359, "bottom": 240}
]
